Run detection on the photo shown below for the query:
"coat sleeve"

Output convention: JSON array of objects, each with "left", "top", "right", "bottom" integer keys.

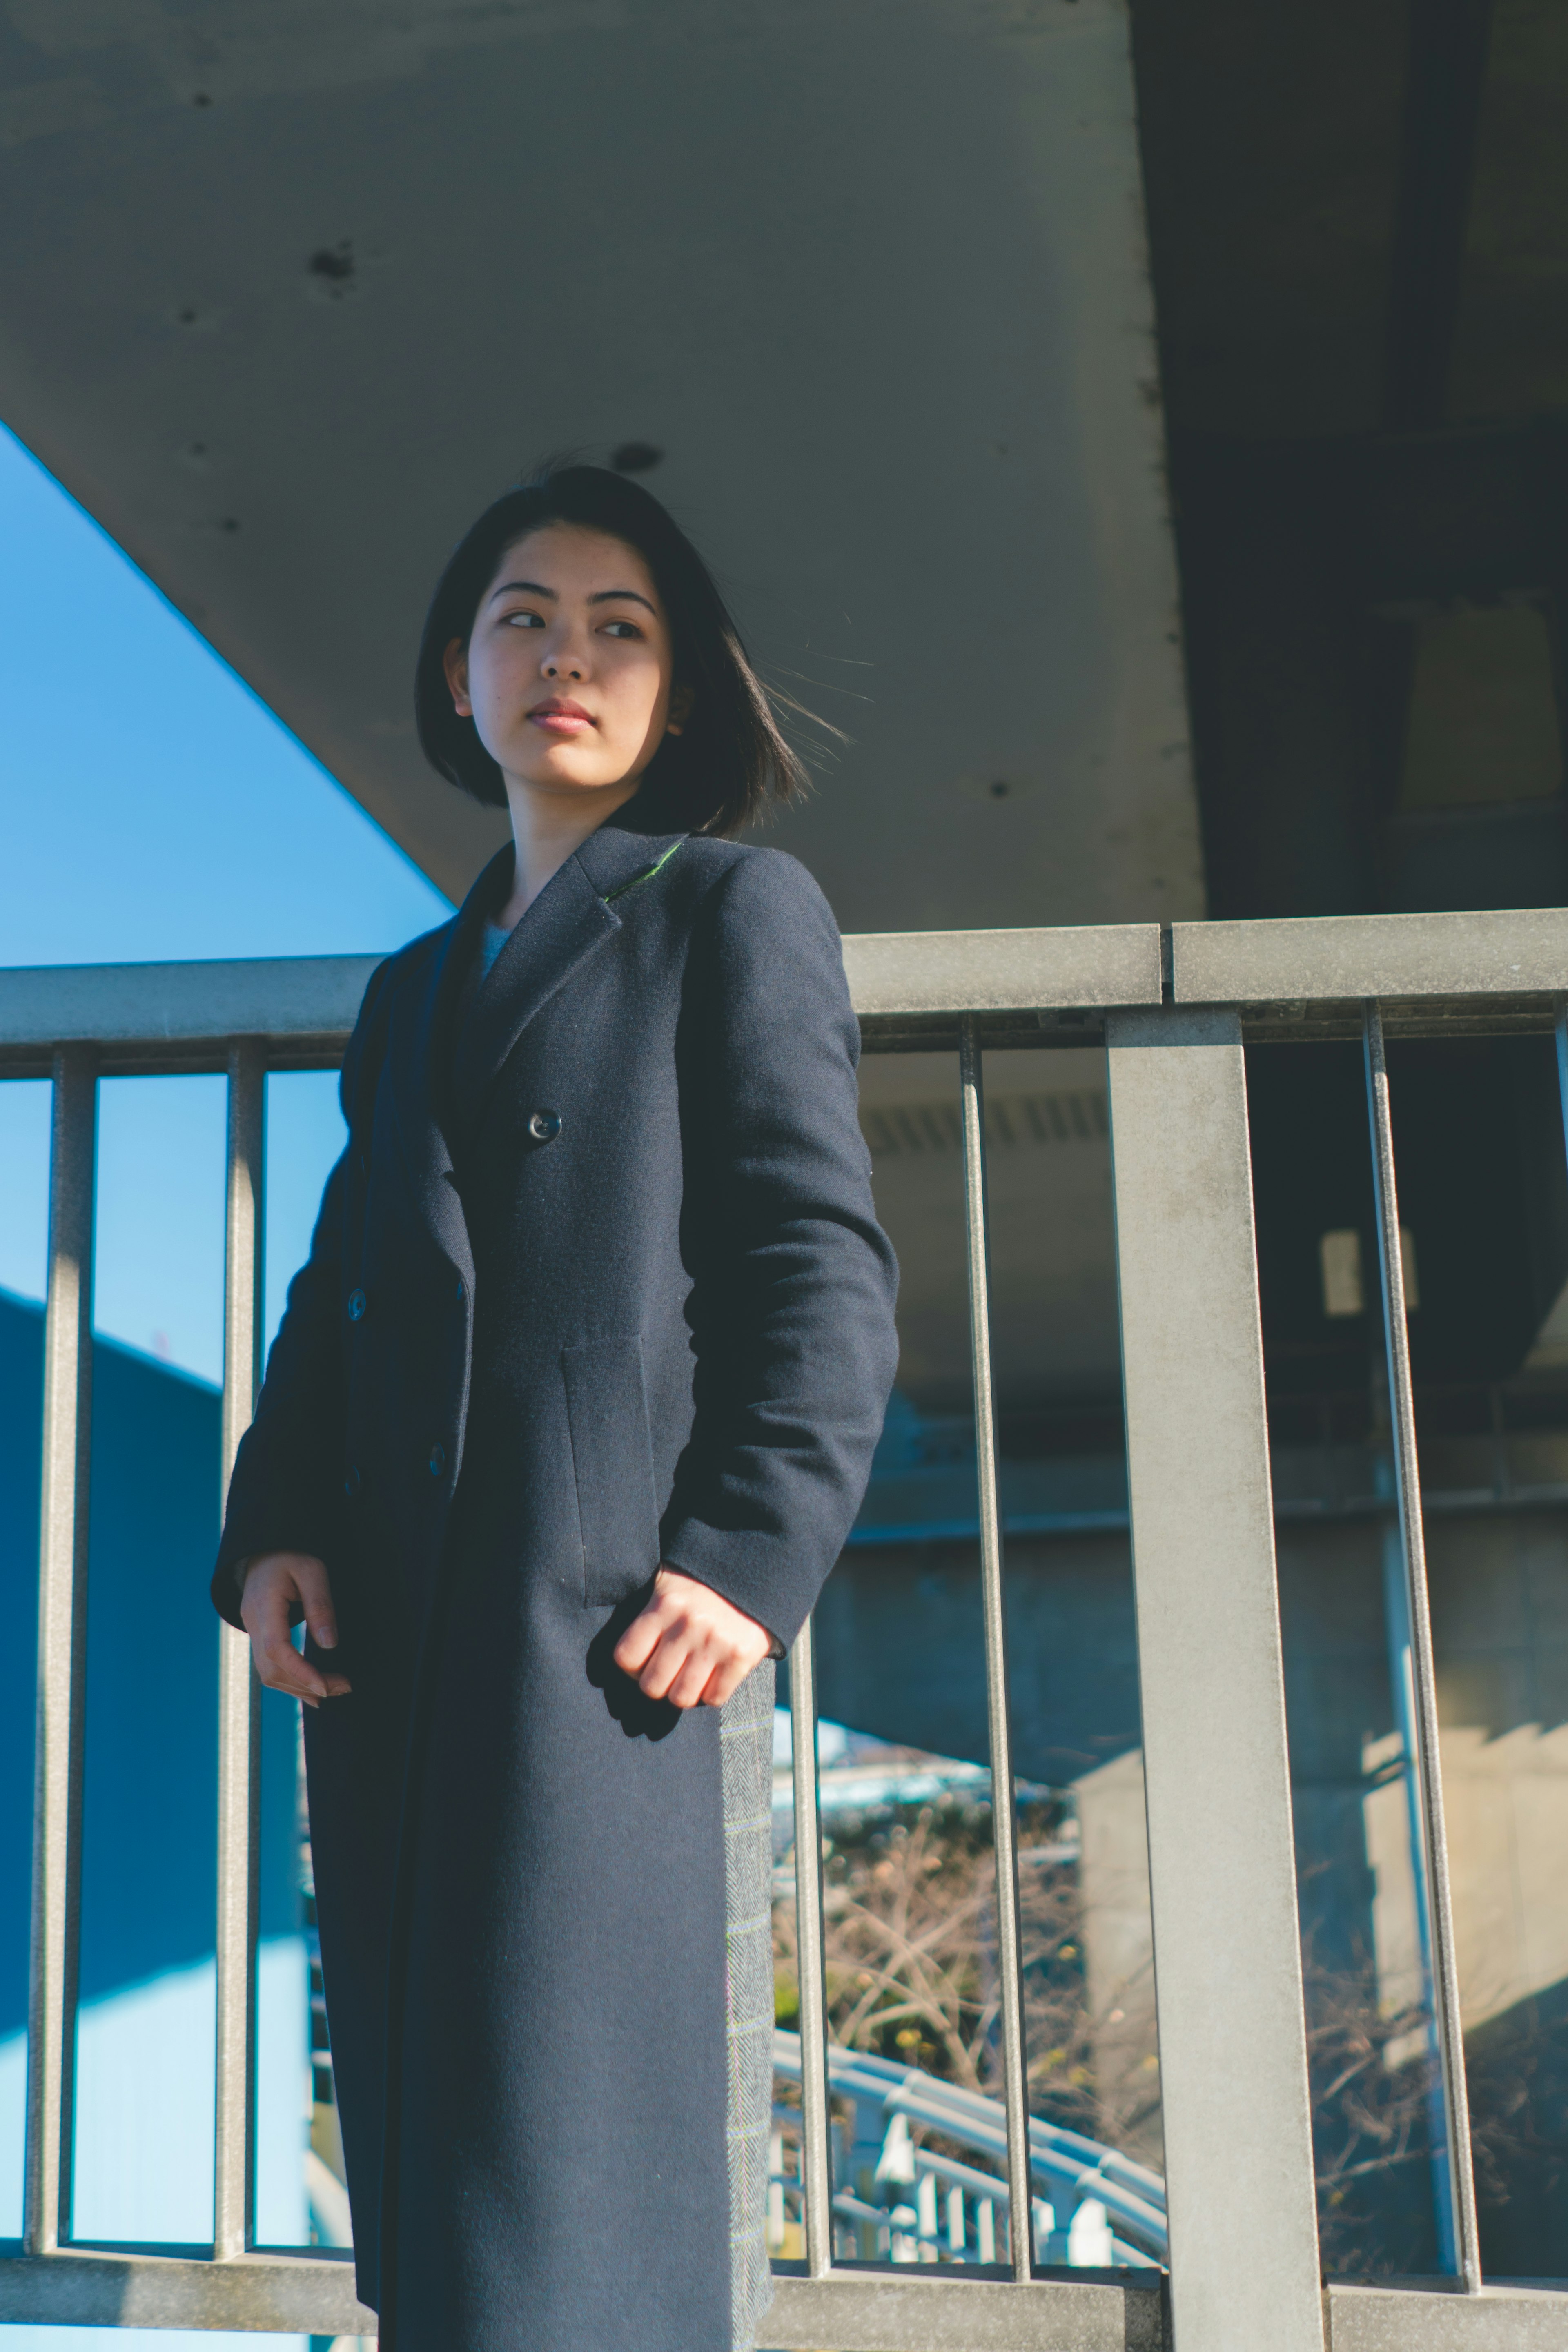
[
  {"left": 208, "top": 959, "right": 393, "bottom": 1629},
  {"left": 660, "top": 849, "right": 900, "bottom": 1648}
]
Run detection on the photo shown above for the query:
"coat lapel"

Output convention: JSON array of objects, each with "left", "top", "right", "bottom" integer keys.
[{"left": 450, "top": 812, "right": 688, "bottom": 1135}]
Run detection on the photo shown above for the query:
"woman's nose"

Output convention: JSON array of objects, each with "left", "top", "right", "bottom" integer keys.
[{"left": 543, "top": 637, "right": 586, "bottom": 681}]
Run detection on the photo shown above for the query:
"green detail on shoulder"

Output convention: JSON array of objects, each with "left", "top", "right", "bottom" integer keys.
[{"left": 603, "top": 837, "right": 684, "bottom": 904}]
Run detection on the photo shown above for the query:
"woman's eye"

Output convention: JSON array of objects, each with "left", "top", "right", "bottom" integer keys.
[
  {"left": 502, "top": 610, "right": 544, "bottom": 629},
  {"left": 602, "top": 620, "right": 643, "bottom": 640}
]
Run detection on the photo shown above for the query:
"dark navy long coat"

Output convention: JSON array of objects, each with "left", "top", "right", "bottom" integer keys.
[{"left": 212, "top": 803, "right": 899, "bottom": 2352}]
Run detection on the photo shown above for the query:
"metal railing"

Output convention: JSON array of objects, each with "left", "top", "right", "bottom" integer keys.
[{"left": 4, "top": 910, "right": 1568, "bottom": 2348}]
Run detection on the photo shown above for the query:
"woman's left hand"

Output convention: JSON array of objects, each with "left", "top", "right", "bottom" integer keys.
[{"left": 614, "top": 1566, "right": 773, "bottom": 1708}]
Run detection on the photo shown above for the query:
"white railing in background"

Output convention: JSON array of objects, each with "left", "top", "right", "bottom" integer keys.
[{"left": 768, "top": 2032, "right": 1165, "bottom": 2268}]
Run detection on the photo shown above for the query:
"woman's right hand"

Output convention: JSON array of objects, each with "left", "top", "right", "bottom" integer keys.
[{"left": 239, "top": 1552, "right": 353, "bottom": 1708}]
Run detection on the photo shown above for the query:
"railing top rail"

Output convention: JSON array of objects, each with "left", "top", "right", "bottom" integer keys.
[
  {"left": 841, "top": 924, "right": 1163, "bottom": 1016},
  {"left": 0, "top": 927, "right": 1164, "bottom": 1065},
  {"left": 3, "top": 903, "right": 1566, "bottom": 1071},
  {"left": 1172, "top": 906, "right": 1568, "bottom": 1005},
  {"left": 0, "top": 956, "right": 383, "bottom": 1072}
]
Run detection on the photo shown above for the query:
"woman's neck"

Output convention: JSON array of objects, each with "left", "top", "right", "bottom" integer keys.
[{"left": 494, "top": 773, "right": 642, "bottom": 928}]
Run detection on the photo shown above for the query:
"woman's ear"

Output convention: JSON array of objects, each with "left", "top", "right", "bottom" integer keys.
[
  {"left": 666, "top": 682, "right": 695, "bottom": 737},
  {"left": 443, "top": 636, "right": 473, "bottom": 717}
]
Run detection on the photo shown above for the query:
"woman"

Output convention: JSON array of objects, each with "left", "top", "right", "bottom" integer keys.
[{"left": 211, "top": 462, "right": 899, "bottom": 2352}]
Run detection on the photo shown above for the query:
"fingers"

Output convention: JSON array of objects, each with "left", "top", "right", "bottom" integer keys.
[
  {"left": 613, "top": 1584, "right": 706, "bottom": 1703},
  {"left": 645, "top": 1632, "right": 719, "bottom": 1711},
  {"left": 290, "top": 1553, "right": 342, "bottom": 1653},
  {"left": 613, "top": 1606, "right": 686, "bottom": 1702},
  {"left": 251, "top": 1616, "right": 351, "bottom": 1705},
  {"left": 611, "top": 1573, "right": 771, "bottom": 1710},
  {"left": 612, "top": 1597, "right": 667, "bottom": 1682},
  {"left": 696, "top": 1650, "right": 754, "bottom": 1710},
  {"left": 611, "top": 1592, "right": 706, "bottom": 1693},
  {"left": 241, "top": 1552, "right": 352, "bottom": 1706},
  {"left": 251, "top": 1626, "right": 350, "bottom": 1706}
]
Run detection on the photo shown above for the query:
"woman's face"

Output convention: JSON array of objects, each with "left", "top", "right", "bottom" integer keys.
[{"left": 444, "top": 524, "right": 687, "bottom": 800}]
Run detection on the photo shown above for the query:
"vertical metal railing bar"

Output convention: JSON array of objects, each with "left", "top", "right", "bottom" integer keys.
[
  {"left": 1363, "top": 1000, "right": 1481, "bottom": 2293},
  {"left": 214, "top": 1042, "right": 265, "bottom": 2258},
  {"left": 788, "top": 1614, "right": 834, "bottom": 2277},
  {"left": 24, "top": 1046, "right": 98, "bottom": 2256},
  {"left": 957, "top": 1017, "right": 1031, "bottom": 2282}
]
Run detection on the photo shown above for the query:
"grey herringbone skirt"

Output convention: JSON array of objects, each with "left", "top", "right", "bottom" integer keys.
[{"left": 720, "top": 1662, "right": 776, "bottom": 2350}]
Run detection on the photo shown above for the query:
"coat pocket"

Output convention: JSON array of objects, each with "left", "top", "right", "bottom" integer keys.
[{"left": 561, "top": 1335, "right": 663, "bottom": 1608}]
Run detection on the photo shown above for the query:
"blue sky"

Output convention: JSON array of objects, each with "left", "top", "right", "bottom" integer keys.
[{"left": 0, "top": 423, "right": 453, "bottom": 1380}]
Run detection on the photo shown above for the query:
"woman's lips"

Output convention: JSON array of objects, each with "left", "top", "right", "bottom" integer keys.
[{"left": 528, "top": 699, "right": 594, "bottom": 733}]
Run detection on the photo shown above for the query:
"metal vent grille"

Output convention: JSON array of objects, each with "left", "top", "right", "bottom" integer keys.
[{"left": 862, "top": 1090, "right": 1109, "bottom": 1158}]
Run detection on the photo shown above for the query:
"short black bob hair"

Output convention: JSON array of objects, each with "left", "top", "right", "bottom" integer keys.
[{"left": 414, "top": 462, "right": 808, "bottom": 837}]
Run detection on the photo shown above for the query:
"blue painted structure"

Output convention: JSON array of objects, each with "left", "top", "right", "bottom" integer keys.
[{"left": 0, "top": 1288, "right": 310, "bottom": 2348}]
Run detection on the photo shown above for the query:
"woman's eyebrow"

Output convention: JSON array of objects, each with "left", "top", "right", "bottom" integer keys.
[
  {"left": 486, "top": 581, "right": 656, "bottom": 614},
  {"left": 588, "top": 588, "right": 657, "bottom": 612}
]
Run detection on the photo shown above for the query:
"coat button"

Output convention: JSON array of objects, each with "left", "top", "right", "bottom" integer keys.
[
  {"left": 346, "top": 1287, "right": 367, "bottom": 1322},
  {"left": 343, "top": 1466, "right": 361, "bottom": 1499},
  {"left": 428, "top": 1443, "right": 447, "bottom": 1479},
  {"left": 527, "top": 1109, "right": 562, "bottom": 1143}
]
